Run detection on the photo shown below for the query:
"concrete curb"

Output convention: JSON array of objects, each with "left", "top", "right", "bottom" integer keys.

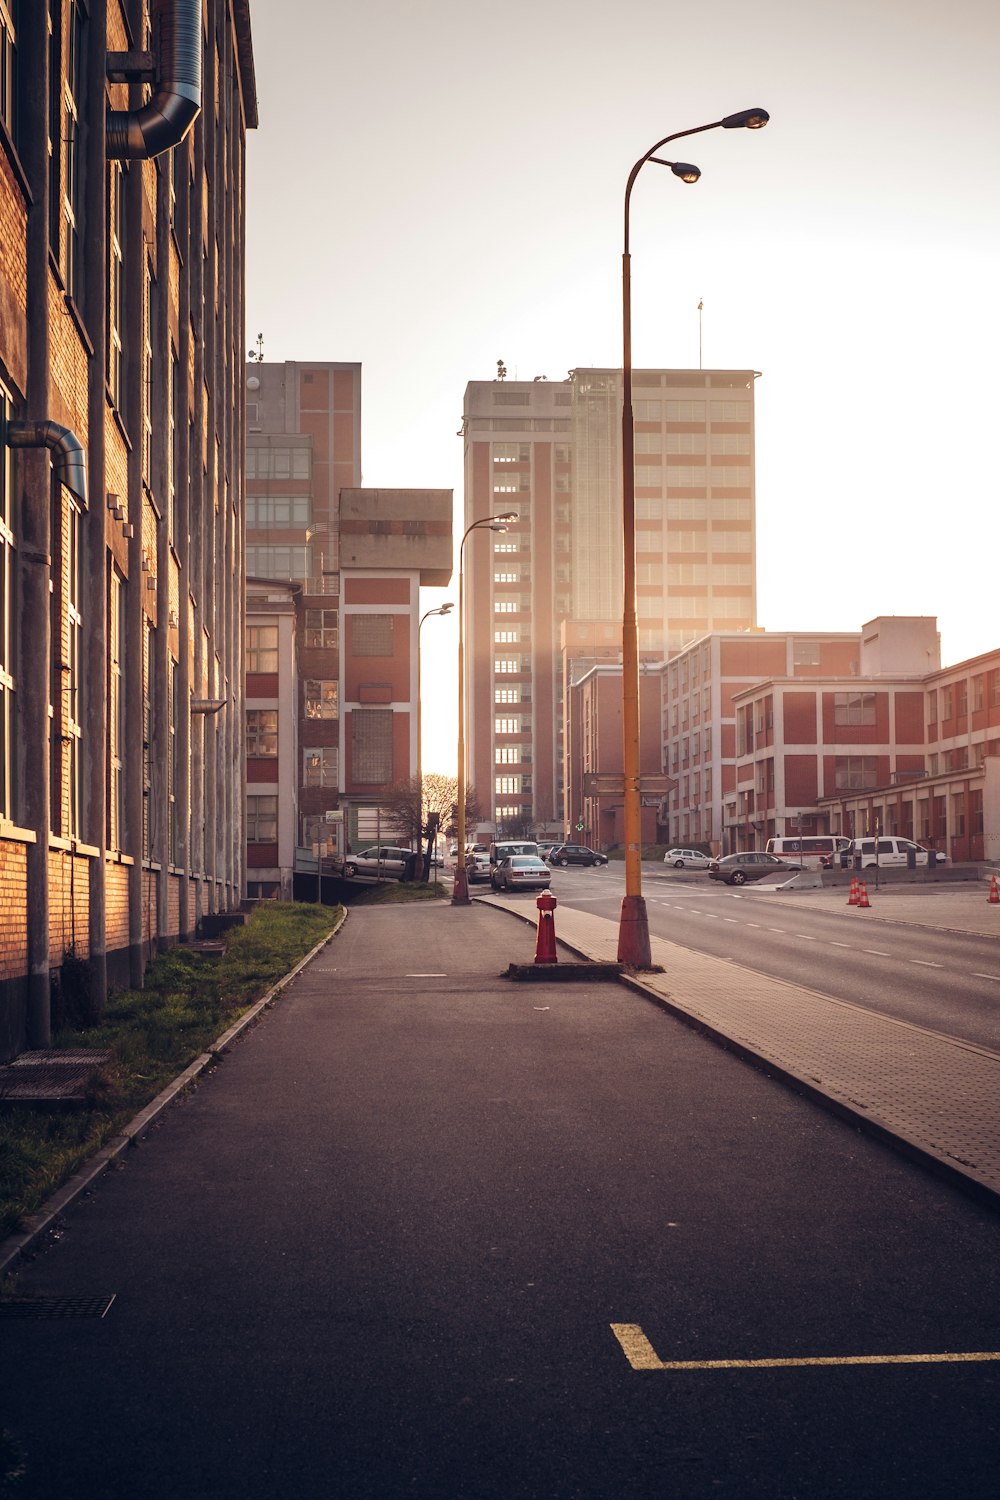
[{"left": 0, "top": 909, "right": 347, "bottom": 1280}]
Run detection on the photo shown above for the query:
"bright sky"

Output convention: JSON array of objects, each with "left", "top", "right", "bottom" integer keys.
[{"left": 245, "top": 0, "right": 1000, "bottom": 777}]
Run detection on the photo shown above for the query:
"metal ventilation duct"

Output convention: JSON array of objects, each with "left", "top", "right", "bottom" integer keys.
[
  {"left": 107, "top": 0, "right": 202, "bottom": 161},
  {"left": 8, "top": 420, "right": 88, "bottom": 508}
]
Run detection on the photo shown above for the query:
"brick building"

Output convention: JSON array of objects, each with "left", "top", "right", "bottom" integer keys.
[
  {"left": 245, "top": 488, "right": 453, "bottom": 895},
  {"left": 0, "top": 1, "right": 256, "bottom": 1057}
]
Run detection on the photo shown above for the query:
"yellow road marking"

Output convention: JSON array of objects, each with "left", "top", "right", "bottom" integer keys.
[{"left": 610, "top": 1324, "right": 1000, "bottom": 1371}]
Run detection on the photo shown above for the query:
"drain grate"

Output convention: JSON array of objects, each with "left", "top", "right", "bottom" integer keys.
[{"left": 0, "top": 1294, "right": 116, "bottom": 1320}]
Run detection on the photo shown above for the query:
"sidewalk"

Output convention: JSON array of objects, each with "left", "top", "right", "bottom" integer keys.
[{"left": 481, "top": 890, "right": 1000, "bottom": 1207}]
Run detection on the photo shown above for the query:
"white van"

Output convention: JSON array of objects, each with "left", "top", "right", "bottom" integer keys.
[
  {"left": 489, "top": 839, "right": 540, "bottom": 866},
  {"left": 844, "top": 837, "right": 946, "bottom": 869},
  {"left": 765, "top": 835, "right": 851, "bottom": 869}
]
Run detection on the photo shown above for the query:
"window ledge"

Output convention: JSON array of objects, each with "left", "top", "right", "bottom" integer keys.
[{"left": 0, "top": 820, "right": 37, "bottom": 845}]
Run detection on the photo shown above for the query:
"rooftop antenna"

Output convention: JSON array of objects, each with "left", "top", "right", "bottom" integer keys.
[
  {"left": 697, "top": 300, "right": 703, "bottom": 370},
  {"left": 248, "top": 332, "right": 264, "bottom": 363},
  {"left": 496, "top": 358, "right": 507, "bottom": 381}
]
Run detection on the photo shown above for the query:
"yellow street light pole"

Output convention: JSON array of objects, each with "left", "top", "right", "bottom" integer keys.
[
  {"left": 453, "top": 512, "right": 518, "bottom": 905},
  {"left": 617, "top": 108, "right": 769, "bottom": 967}
]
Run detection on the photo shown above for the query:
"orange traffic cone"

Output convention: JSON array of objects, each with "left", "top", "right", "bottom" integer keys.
[
  {"left": 857, "top": 881, "right": 871, "bottom": 909},
  {"left": 846, "top": 877, "right": 859, "bottom": 906},
  {"left": 988, "top": 874, "right": 1000, "bottom": 905}
]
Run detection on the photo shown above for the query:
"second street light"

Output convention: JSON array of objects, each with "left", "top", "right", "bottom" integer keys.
[
  {"left": 452, "top": 511, "right": 518, "bottom": 905},
  {"left": 417, "top": 601, "right": 453, "bottom": 876},
  {"left": 617, "top": 107, "right": 769, "bottom": 968}
]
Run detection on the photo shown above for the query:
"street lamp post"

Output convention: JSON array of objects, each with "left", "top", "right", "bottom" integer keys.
[
  {"left": 617, "top": 108, "right": 769, "bottom": 967},
  {"left": 417, "top": 601, "right": 453, "bottom": 874},
  {"left": 452, "top": 512, "right": 518, "bottom": 905}
]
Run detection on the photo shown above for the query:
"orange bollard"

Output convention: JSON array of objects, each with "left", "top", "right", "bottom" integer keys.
[
  {"left": 846, "top": 877, "right": 860, "bottom": 906},
  {"left": 534, "top": 891, "right": 558, "bottom": 964},
  {"left": 989, "top": 874, "right": 1000, "bottom": 905},
  {"left": 857, "top": 880, "right": 871, "bottom": 909}
]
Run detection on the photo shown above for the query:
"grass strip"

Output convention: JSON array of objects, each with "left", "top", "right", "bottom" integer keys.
[{"left": 0, "top": 902, "right": 338, "bottom": 1241}]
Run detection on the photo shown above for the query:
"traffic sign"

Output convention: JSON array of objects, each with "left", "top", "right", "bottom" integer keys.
[{"left": 583, "top": 772, "right": 676, "bottom": 796}]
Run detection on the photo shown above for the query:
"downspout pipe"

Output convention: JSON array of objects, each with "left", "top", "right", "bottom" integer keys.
[
  {"left": 8, "top": 420, "right": 89, "bottom": 509},
  {"left": 107, "top": 0, "right": 202, "bottom": 161}
]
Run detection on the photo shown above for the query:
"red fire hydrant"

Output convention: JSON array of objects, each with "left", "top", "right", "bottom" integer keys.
[{"left": 534, "top": 890, "right": 558, "bottom": 964}]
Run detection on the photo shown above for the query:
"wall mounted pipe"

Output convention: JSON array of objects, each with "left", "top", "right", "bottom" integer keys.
[
  {"left": 7, "top": 420, "right": 89, "bottom": 508},
  {"left": 107, "top": 0, "right": 202, "bottom": 160}
]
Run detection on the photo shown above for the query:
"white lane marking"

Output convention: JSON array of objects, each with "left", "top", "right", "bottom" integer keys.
[
  {"left": 767, "top": 927, "right": 785, "bottom": 934},
  {"left": 830, "top": 941, "right": 852, "bottom": 948},
  {"left": 972, "top": 972, "right": 1000, "bottom": 982},
  {"left": 723, "top": 917, "right": 739, "bottom": 923},
  {"left": 795, "top": 935, "right": 817, "bottom": 941},
  {"left": 910, "top": 959, "right": 943, "bottom": 969},
  {"left": 610, "top": 1324, "right": 1000, "bottom": 1373},
  {"left": 745, "top": 923, "right": 761, "bottom": 929},
  {"left": 407, "top": 973, "right": 447, "bottom": 977},
  {"left": 862, "top": 950, "right": 891, "bottom": 957}
]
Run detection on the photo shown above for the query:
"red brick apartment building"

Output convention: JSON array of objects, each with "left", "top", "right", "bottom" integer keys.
[
  {"left": 246, "top": 489, "right": 452, "bottom": 894},
  {"left": 730, "top": 619, "right": 1000, "bottom": 863},
  {"left": 0, "top": 1, "right": 256, "bottom": 1058}
]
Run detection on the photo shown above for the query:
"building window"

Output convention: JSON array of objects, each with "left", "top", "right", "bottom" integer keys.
[
  {"left": 108, "top": 160, "right": 125, "bottom": 409},
  {"left": 0, "top": 382, "right": 14, "bottom": 820},
  {"left": 972, "top": 788, "right": 984, "bottom": 837},
  {"left": 495, "top": 775, "right": 521, "bottom": 794},
  {"left": 495, "top": 659, "right": 518, "bottom": 675},
  {"left": 350, "top": 613, "right": 393, "bottom": 656},
  {"left": 352, "top": 708, "right": 393, "bottom": 784},
  {"left": 245, "top": 445, "right": 311, "bottom": 479},
  {"left": 956, "top": 680, "right": 968, "bottom": 717},
  {"left": 304, "top": 608, "right": 338, "bottom": 648},
  {"left": 0, "top": 0, "right": 17, "bottom": 143},
  {"left": 246, "top": 709, "right": 278, "bottom": 757},
  {"left": 709, "top": 400, "right": 749, "bottom": 421},
  {"left": 304, "top": 679, "right": 338, "bottom": 720},
  {"left": 247, "top": 794, "right": 278, "bottom": 842},
  {"left": 109, "top": 569, "right": 124, "bottom": 848},
  {"left": 247, "top": 625, "right": 278, "bottom": 673},
  {"left": 246, "top": 545, "right": 308, "bottom": 583},
  {"left": 834, "top": 756, "right": 879, "bottom": 789},
  {"left": 952, "top": 792, "right": 966, "bottom": 837},
  {"left": 495, "top": 688, "right": 519, "bottom": 704},
  {"left": 494, "top": 630, "right": 518, "bottom": 644},
  {"left": 495, "top": 717, "right": 521, "bottom": 734},
  {"left": 246, "top": 494, "right": 313, "bottom": 529},
  {"left": 496, "top": 747, "right": 520, "bottom": 764},
  {"left": 972, "top": 675, "right": 985, "bottom": 712},
  {"left": 834, "top": 692, "right": 876, "bottom": 726},
  {"left": 709, "top": 433, "right": 750, "bottom": 455},
  {"left": 303, "top": 746, "right": 338, "bottom": 786},
  {"left": 168, "top": 659, "right": 178, "bottom": 864}
]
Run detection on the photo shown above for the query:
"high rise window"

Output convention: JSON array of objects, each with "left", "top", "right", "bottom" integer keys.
[
  {"left": 246, "top": 625, "right": 278, "bottom": 673},
  {"left": 834, "top": 692, "right": 876, "bottom": 726},
  {"left": 304, "top": 609, "right": 338, "bottom": 648},
  {"left": 304, "top": 680, "right": 338, "bottom": 719},
  {"left": 246, "top": 709, "right": 278, "bottom": 756},
  {"left": 351, "top": 614, "right": 393, "bottom": 656},
  {"left": 834, "top": 756, "right": 878, "bottom": 789},
  {"left": 247, "top": 794, "right": 277, "bottom": 842},
  {"left": 108, "top": 161, "right": 125, "bottom": 409},
  {"left": 303, "top": 746, "right": 338, "bottom": 786},
  {"left": 0, "top": 0, "right": 17, "bottom": 143},
  {"left": 109, "top": 569, "right": 124, "bottom": 848},
  {"left": 63, "top": 1, "right": 85, "bottom": 301},
  {"left": 0, "top": 381, "right": 14, "bottom": 818}
]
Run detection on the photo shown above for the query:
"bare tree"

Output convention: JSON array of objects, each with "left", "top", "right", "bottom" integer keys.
[{"left": 380, "top": 775, "right": 483, "bottom": 879}]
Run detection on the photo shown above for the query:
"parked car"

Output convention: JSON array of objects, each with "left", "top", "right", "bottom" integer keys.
[
  {"left": 467, "top": 851, "right": 493, "bottom": 884},
  {"left": 490, "top": 855, "right": 552, "bottom": 892},
  {"left": 708, "top": 852, "right": 801, "bottom": 886},
  {"left": 548, "top": 844, "right": 608, "bottom": 867},
  {"left": 489, "top": 839, "right": 540, "bottom": 866},
  {"left": 843, "top": 837, "right": 947, "bottom": 869},
  {"left": 342, "top": 846, "right": 415, "bottom": 880},
  {"left": 662, "top": 847, "right": 712, "bottom": 870}
]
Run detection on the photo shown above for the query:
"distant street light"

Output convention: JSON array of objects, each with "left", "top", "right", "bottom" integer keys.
[
  {"left": 417, "top": 602, "right": 453, "bottom": 872},
  {"left": 453, "top": 512, "right": 518, "bottom": 905},
  {"left": 617, "top": 107, "right": 769, "bottom": 968}
]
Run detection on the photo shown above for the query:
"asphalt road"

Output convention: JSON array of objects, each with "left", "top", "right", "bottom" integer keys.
[
  {"left": 2, "top": 901, "right": 999, "bottom": 1499},
  {"left": 538, "top": 865, "right": 1000, "bottom": 1051}
]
